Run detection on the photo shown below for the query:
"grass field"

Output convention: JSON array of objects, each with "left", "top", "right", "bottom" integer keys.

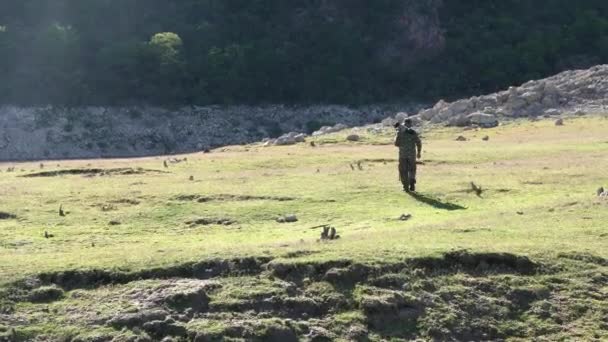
[{"left": 1, "top": 116, "right": 607, "bottom": 341}]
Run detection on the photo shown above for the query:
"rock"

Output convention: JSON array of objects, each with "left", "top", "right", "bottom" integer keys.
[
  {"left": 399, "top": 214, "right": 412, "bottom": 221},
  {"left": 555, "top": 118, "right": 564, "bottom": 126},
  {"left": 447, "top": 114, "right": 469, "bottom": 127},
  {"left": 381, "top": 117, "right": 398, "bottom": 127},
  {"left": 467, "top": 112, "right": 498, "bottom": 128},
  {"left": 407, "top": 115, "right": 422, "bottom": 126},
  {"left": 455, "top": 136, "right": 467, "bottom": 141},
  {"left": 312, "top": 123, "right": 348, "bottom": 136},
  {"left": 433, "top": 99, "right": 448, "bottom": 111},
  {"left": 597, "top": 187, "right": 605, "bottom": 196},
  {"left": 521, "top": 91, "right": 543, "bottom": 104},
  {"left": 277, "top": 214, "right": 298, "bottom": 223},
  {"left": 544, "top": 109, "right": 560, "bottom": 116},
  {"left": 574, "top": 109, "right": 586, "bottom": 116},
  {"left": 346, "top": 134, "right": 360, "bottom": 142},
  {"left": 418, "top": 108, "right": 437, "bottom": 121},
  {"left": 275, "top": 132, "right": 306, "bottom": 146},
  {"left": 394, "top": 112, "right": 408, "bottom": 122},
  {"left": 496, "top": 91, "right": 510, "bottom": 104},
  {"left": 505, "top": 96, "right": 528, "bottom": 113},
  {"left": 482, "top": 135, "right": 490, "bottom": 141},
  {"left": 449, "top": 99, "right": 472, "bottom": 115}
]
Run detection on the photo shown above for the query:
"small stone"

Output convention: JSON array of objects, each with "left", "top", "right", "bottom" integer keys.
[
  {"left": 346, "top": 134, "right": 360, "bottom": 142},
  {"left": 277, "top": 214, "right": 298, "bottom": 223},
  {"left": 482, "top": 136, "right": 490, "bottom": 141},
  {"left": 399, "top": 214, "right": 412, "bottom": 221},
  {"left": 109, "top": 220, "right": 121, "bottom": 226},
  {"left": 555, "top": 119, "right": 564, "bottom": 126},
  {"left": 455, "top": 136, "right": 467, "bottom": 141},
  {"left": 597, "top": 187, "right": 605, "bottom": 196}
]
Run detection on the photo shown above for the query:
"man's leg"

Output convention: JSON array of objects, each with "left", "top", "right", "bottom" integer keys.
[
  {"left": 407, "top": 158, "right": 417, "bottom": 192},
  {"left": 399, "top": 158, "right": 409, "bottom": 191}
]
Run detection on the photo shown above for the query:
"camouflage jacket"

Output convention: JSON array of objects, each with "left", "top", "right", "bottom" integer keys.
[{"left": 395, "top": 126, "right": 422, "bottom": 158}]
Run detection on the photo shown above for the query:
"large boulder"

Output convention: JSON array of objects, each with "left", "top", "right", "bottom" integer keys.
[
  {"left": 418, "top": 108, "right": 437, "bottom": 121},
  {"left": 381, "top": 117, "right": 398, "bottom": 127},
  {"left": 275, "top": 132, "right": 306, "bottom": 145},
  {"left": 346, "top": 134, "right": 361, "bottom": 142},
  {"left": 467, "top": 112, "right": 499, "bottom": 128},
  {"left": 521, "top": 91, "right": 543, "bottom": 104},
  {"left": 504, "top": 96, "right": 528, "bottom": 114},
  {"left": 446, "top": 114, "right": 470, "bottom": 127},
  {"left": 312, "top": 124, "right": 348, "bottom": 136},
  {"left": 395, "top": 112, "right": 409, "bottom": 123}
]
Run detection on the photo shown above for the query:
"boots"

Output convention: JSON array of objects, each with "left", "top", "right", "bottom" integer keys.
[{"left": 409, "top": 179, "right": 416, "bottom": 192}]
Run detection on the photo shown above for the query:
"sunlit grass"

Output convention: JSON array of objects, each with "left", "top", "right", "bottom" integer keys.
[{"left": 1, "top": 116, "right": 607, "bottom": 284}]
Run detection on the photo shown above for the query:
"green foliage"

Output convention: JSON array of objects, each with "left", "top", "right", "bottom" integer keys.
[{"left": 0, "top": 1, "right": 608, "bottom": 105}]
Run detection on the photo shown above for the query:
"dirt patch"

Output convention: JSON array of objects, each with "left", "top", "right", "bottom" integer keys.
[
  {"left": 186, "top": 217, "right": 236, "bottom": 226},
  {"left": 282, "top": 250, "right": 319, "bottom": 259},
  {"left": 174, "top": 194, "right": 296, "bottom": 203},
  {"left": 0, "top": 212, "right": 16, "bottom": 220},
  {"left": 21, "top": 168, "right": 166, "bottom": 178},
  {"left": 453, "top": 228, "right": 492, "bottom": 234},
  {"left": 269, "top": 251, "right": 538, "bottom": 284},
  {"left": 557, "top": 252, "right": 608, "bottom": 266},
  {"left": 522, "top": 180, "right": 544, "bottom": 185},
  {"left": 412, "top": 250, "right": 538, "bottom": 275},
  {"left": 495, "top": 189, "right": 512, "bottom": 193},
  {"left": 34, "top": 257, "right": 272, "bottom": 291},
  {"left": 111, "top": 198, "right": 141, "bottom": 206}
]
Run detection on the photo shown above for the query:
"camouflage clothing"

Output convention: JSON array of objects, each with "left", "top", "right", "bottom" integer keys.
[{"left": 395, "top": 126, "right": 422, "bottom": 190}]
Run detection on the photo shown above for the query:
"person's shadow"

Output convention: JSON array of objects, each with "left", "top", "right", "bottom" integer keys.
[{"left": 407, "top": 192, "right": 466, "bottom": 211}]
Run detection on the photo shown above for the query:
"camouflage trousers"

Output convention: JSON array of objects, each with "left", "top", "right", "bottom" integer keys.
[{"left": 399, "top": 156, "right": 417, "bottom": 189}]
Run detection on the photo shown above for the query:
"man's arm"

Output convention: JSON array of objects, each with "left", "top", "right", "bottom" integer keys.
[{"left": 416, "top": 134, "right": 422, "bottom": 158}]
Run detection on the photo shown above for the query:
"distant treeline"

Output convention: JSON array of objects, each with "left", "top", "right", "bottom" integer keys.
[{"left": 0, "top": 0, "right": 607, "bottom": 106}]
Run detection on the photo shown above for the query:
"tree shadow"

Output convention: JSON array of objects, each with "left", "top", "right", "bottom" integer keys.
[{"left": 407, "top": 192, "right": 466, "bottom": 211}]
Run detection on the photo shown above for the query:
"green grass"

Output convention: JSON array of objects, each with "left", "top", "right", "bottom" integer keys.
[
  {"left": 0, "top": 116, "right": 607, "bottom": 341},
  {"left": 1, "top": 116, "right": 608, "bottom": 284}
]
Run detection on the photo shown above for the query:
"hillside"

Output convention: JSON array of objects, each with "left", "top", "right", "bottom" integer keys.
[
  {"left": 0, "top": 116, "right": 607, "bottom": 340},
  {"left": 1, "top": 1, "right": 608, "bottom": 105}
]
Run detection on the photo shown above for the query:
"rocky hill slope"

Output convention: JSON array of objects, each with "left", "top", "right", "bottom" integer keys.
[
  {"left": 414, "top": 64, "right": 608, "bottom": 127},
  {"left": 1, "top": 65, "right": 608, "bottom": 161}
]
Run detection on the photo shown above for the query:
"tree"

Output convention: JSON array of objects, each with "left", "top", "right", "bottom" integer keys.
[{"left": 149, "top": 32, "right": 183, "bottom": 65}]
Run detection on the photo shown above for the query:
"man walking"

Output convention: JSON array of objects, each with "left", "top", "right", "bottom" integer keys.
[{"left": 394, "top": 118, "right": 422, "bottom": 192}]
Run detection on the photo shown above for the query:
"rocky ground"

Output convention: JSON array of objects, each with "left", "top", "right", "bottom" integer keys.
[
  {"left": 2, "top": 252, "right": 606, "bottom": 341},
  {"left": 1, "top": 64, "right": 608, "bottom": 161},
  {"left": 0, "top": 105, "right": 410, "bottom": 161}
]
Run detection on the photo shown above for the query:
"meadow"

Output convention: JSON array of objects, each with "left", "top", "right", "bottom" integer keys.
[{"left": 0, "top": 116, "right": 607, "bottom": 341}]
